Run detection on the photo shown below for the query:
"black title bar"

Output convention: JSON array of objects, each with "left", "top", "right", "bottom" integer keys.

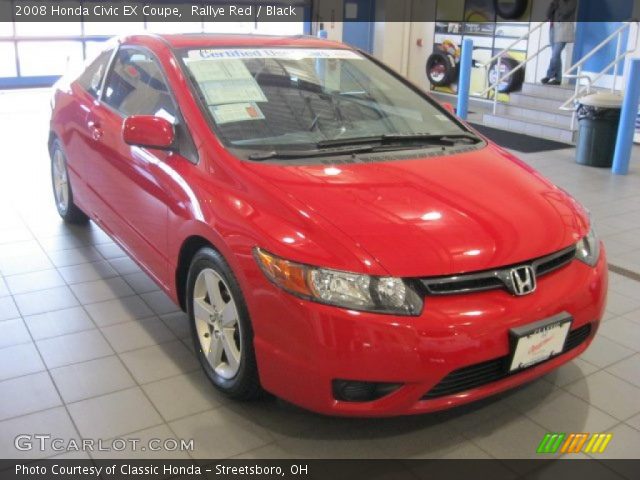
[{"left": 0, "top": 0, "right": 637, "bottom": 23}]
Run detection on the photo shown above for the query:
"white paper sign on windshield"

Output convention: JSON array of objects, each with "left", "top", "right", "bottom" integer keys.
[
  {"left": 185, "top": 58, "right": 267, "bottom": 105},
  {"left": 202, "top": 80, "right": 267, "bottom": 105},
  {"left": 185, "top": 58, "right": 253, "bottom": 82},
  {"left": 210, "top": 102, "right": 265, "bottom": 124}
]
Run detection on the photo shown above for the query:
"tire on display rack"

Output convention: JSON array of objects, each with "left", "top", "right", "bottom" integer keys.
[
  {"left": 426, "top": 52, "right": 459, "bottom": 87},
  {"left": 494, "top": 0, "right": 529, "bottom": 20},
  {"left": 488, "top": 57, "right": 525, "bottom": 94}
]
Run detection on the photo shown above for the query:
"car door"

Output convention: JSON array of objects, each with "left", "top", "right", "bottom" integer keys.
[
  {"left": 84, "top": 46, "right": 188, "bottom": 288},
  {"left": 62, "top": 46, "right": 115, "bottom": 213}
]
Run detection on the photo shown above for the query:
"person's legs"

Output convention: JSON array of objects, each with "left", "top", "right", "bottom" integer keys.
[
  {"left": 543, "top": 27, "right": 556, "bottom": 83},
  {"left": 545, "top": 41, "right": 567, "bottom": 84},
  {"left": 552, "top": 42, "right": 567, "bottom": 82}
]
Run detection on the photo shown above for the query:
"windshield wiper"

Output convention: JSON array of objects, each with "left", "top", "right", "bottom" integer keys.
[
  {"left": 247, "top": 133, "right": 481, "bottom": 161},
  {"left": 383, "top": 133, "right": 479, "bottom": 144},
  {"left": 248, "top": 144, "right": 377, "bottom": 161},
  {"left": 316, "top": 132, "right": 480, "bottom": 149}
]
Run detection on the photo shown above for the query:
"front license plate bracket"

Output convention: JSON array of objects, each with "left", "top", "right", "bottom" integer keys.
[{"left": 508, "top": 312, "right": 572, "bottom": 372}]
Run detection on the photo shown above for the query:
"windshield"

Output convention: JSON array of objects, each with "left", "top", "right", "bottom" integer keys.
[{"left": 179, "top": 47, "right": 470, "bottom": 153}]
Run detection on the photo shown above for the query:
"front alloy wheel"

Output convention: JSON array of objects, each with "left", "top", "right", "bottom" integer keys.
[
  {"left": 187, "top": 247, "right": 261, "bottom": 400},
  {"left": 193, "top": 268, "right": 242, "bottom": 379}
]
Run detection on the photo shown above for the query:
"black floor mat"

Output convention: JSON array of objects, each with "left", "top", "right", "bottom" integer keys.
[{"left": 469, "top": 123, "right": 573, "bottom": 153}]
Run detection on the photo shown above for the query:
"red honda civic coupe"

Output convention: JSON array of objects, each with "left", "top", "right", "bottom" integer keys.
[{"left": 49, "top": 34, "right": 607, "bottom": 416}]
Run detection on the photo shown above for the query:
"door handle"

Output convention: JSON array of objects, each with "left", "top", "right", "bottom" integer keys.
[{"left": 87, "top": 120, "right": 103, "bottom": 141}]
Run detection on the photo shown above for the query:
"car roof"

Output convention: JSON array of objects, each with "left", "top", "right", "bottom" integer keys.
[{"left": 123, "top": 33, "right": 350, "bottom": 51}]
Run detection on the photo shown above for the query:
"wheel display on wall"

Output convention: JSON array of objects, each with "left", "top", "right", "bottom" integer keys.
[
  {"left": 488, "top": 56, "right": 525, "bottom": 93},
  {"left": 426, "top": 52, "right": 459, "bottom": 87},
  {"left": 493, "top": 0, "right": 529, "bottom": 20}
]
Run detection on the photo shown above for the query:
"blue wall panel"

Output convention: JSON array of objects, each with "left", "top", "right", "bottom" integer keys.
[
  {"left": 573, "top": 0, "right": 633, "bottom": 73},
  {"left": 341, "top": 0, "right": 375, "bottom": 53}
]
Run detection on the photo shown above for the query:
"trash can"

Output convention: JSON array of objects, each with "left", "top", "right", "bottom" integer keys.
[{"left": 575, "top": 92, "right": 623, "bottom": 168}]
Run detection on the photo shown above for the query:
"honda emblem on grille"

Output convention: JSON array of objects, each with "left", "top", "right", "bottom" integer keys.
[{"left": 509, "top": 266, "right": 536, "bottom": 296}]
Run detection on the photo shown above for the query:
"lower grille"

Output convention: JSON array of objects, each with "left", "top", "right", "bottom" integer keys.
[
  {"left": 422, "top": 323, "right": 592, "bottom": 400},
  {"left": 564, "top": 323, "right": 592, "bottom": 351}
]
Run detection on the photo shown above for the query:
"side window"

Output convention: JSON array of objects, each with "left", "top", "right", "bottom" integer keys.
[
  {"left": 103, "top": 48, "right": 177, "bottom": 121},
  {"left": 77, "top": 48, "right": 113, "bottom": 99}
]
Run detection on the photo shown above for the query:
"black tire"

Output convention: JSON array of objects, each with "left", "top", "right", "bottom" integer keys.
[
  {"left": 489, "top": 57, "right": 525, "bottom": 94},
  {"left": 426, "top": 52, "right": 459, "bottom": 87},
  {"left": 494, "top": 0, "right": 528, "bottom": 19},
  {"left": 186, "top": 247, "right": 262, "bottom": 400},
  {"left": 50, "top": 139, "right": 90, "bottom": 224}
]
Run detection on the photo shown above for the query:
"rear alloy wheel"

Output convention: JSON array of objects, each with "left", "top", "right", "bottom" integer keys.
[
  {"left": 187, "top": 247, "right": 261, "bottom": 400},
  {"left": 50, "top": 140, "right": 89, "bottom": 224}
]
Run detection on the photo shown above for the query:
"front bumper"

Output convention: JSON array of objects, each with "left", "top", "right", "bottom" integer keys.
[{"left": 246, "top": 247, "right": 607, "bottom": 417}]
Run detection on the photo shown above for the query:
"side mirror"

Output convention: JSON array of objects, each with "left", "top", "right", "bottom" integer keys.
[
  {"left": 441, "top": 102, "right": 456, "bottom": 114},
  {"left": 122, "top": 115, "right": 175, "bottom": 150}
]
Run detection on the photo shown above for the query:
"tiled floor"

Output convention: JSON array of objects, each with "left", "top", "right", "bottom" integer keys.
[{"left": 1, "top": 89, "right": 639, "bottom": 461}]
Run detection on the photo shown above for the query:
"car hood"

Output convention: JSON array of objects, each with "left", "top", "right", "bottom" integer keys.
[{"left": 241, "top": 145, "right": 588, "bottom": 277}]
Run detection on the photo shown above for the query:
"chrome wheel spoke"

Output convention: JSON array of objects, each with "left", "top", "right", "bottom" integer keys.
[
  {"left": 220, "top": 301, "right": 238, "bottom": 327},
  {"left": 207, "top": 336, "right": 224, "bottom": 368},
  {"left": 221, "top": 328, "right": 240, "bottom": 371},
  {"left": 60, "top": 179, "right": 69, "bottom": 207},
  {"left": 194, "top": 297, "right": 215, "bottom": 324},
  {"left": 194, "top": 314, "right": 211, "bottom": 348},
  {"left": 204, "top": 270, "right": 225, "bottom": 311}
]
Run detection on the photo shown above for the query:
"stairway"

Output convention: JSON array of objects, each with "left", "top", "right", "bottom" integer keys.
[{"left": 482, "top": 83, "right": 580, "bottom": 144}]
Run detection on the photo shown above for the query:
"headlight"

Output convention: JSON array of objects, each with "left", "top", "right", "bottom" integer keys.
[
  {"left": 254, "top": 248, "right": 423, "bottom": 316},
  {"left": 575, "top": 224, "right": 600, "bottom": 267}
]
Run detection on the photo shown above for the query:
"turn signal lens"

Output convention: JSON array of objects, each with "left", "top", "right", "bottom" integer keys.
[
  {"left": 254, "top": 248, "right": 423, "bottom": 316},
  {"left": 254, "top": 248, "right": 313, "bottom": 297}
]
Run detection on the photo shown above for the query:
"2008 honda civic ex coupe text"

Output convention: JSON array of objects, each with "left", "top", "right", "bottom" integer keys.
[{"left": 49, "top": 34, "right": 607, "bottom": 416}]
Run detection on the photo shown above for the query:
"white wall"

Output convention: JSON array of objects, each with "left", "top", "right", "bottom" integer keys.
[
  {"left": 406, "top": 21, "right": 436, "bottom": 91},
  {"left": 369, "top": 0, "right": 436, "bottom": 92},
  {"left": 372, "top": 0, "right": 411, "bottom": 73},
  {"left": 373, "top": 22, "right": 410, "bottom": 73}
]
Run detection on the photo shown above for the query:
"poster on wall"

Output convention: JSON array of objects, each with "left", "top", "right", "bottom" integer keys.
[{"left": 429, "top": 0, "right": 532, "bottom": 100}]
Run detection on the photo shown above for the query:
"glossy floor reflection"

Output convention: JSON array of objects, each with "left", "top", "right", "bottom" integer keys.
[{"left": 1, "top": 89, "right": 639, "bottom": 463}]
